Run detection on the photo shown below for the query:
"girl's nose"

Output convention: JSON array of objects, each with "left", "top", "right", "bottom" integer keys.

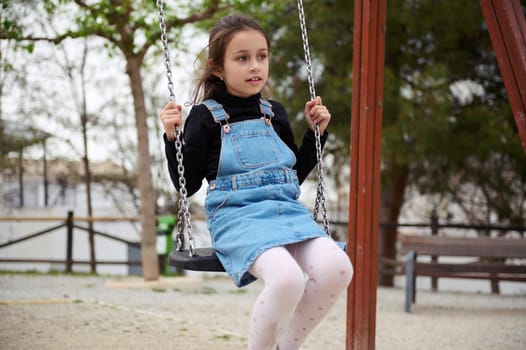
[{"left": 249, "top": 62, "right": 260, "bottom": 72}]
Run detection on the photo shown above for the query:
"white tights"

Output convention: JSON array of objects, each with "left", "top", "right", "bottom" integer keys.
[{"left": 247, "top": 237, "right": 353, "bottom": 350}]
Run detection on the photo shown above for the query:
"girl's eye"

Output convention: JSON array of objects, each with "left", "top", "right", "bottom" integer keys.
[
  {"left": 258, "top": 54, "right": 267, "bottom": 61},
  {"left": 237, "top": 56, "right": 248, "bottom": 62}
]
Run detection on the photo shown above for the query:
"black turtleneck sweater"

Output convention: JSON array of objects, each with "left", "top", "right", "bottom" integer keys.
[{"left": 164, "top": 91, "right": 328, "bottom": 196}]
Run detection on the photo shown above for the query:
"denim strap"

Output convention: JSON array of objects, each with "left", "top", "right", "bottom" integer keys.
[
  {"left": 202, "top": 99, "right": 229, "bottom": 123},
  {"left": 259, "top": 98, "right": 274, "bottom": 119},
  {"left": 203, "top": 98, "right": 274, "bottom": 130}
]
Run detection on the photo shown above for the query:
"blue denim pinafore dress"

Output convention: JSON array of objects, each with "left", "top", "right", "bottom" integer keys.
[{"left": 203, "top": 98, "right": 327, "bottom": 287}]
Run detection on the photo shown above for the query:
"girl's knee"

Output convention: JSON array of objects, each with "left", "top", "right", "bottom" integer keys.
[
  {"left": 338, "top": 253, "right": 353, "bottom": 286},
  {"left": 313, "top": 249, "right": 353, "bottom": 289},
  {"left": 329, "top": 251, "right": 353, "bottom": 289}
]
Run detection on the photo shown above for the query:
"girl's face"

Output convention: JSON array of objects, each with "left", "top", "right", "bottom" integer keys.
[{"left": 214, "top": 29, "right": 269, "bottom": 98}]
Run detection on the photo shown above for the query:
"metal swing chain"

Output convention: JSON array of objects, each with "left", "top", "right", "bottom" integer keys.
[
  {"left": 156, "top": 0, "right": 196, "bottom": 256},
  {"left": 297, "top": 0, "right": 330, "bottom": 235}
]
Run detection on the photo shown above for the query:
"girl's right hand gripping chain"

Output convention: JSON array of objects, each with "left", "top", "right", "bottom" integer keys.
[
  {"left": 160, "top": 102, "right": 183, "bottom": 141},
  {"left": 304, "top": 96, "right": 331, "bottom": 135}
]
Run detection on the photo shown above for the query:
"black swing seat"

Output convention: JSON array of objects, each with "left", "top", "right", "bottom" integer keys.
[
  {"left": 170, "top": 241, "right": 347, "bottom": 272},
  {"left": 169, "top": 248, "right": 225, "bottom": 272}
]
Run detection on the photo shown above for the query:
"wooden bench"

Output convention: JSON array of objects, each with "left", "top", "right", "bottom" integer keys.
[{"left": 400, "top": 234, "right": 526, "bottom": 313}]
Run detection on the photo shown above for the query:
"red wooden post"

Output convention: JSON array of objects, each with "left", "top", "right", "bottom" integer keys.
[
  {"left": 346, "top": 0, "right": 387, "bottom": 349},
  {"left": 481, "top": 0, "right": 526, "bottom": 154}
]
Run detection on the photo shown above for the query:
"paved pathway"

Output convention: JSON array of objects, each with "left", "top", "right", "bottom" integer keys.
[{"left": 1, "top": 274, "right": 525, "bottom": 349}]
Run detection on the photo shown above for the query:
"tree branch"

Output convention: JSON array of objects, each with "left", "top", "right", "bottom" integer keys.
[
  {"left": 72, "top": 0, "right": 94, "bottom": 11},
  {"left": 165, "top": 0, "right": 232, "bottom": 29}
]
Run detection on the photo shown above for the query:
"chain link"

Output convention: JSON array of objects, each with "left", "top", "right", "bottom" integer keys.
[
  {"left": 156, "top": 0, "right": 196, "bottom": 256},
  {"left": 297, "top": 0, "right": 330, "bottom": 235}
]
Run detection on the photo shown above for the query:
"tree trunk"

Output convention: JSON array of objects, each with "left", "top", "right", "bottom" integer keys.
[
  {"left": 81, "top": 112, "right": 96, "bottom": 274},
  {"left": 378, "top": 160, "right": 409, "bottom": 286},
  {"left": 126, "top": 55, "right": 159, "bottom": 281}
]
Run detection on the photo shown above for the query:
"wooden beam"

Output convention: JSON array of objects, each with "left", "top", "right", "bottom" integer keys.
[
  {"left": 481, "top": 0, "right": 526, "bottom": 154},
  {"left": 346, "top": 0, "right": 387, "bottom": 349}
]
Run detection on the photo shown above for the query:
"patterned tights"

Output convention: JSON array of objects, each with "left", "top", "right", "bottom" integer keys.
[{"left": 247, "top": 237, "right": 353, "bottom": 350}]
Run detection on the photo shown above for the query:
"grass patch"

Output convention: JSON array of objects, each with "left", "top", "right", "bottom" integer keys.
[
  {"left": 190, "top": 286, "right": 217, "bottom": 295},
  {"left": 229, "top": 289, "right": 247, "bottom": 294},
  {"left": 214, "top": 334, "right": 233, "bottom": 341}
]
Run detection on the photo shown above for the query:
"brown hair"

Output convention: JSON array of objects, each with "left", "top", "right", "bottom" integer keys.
[{"left": 190, "top": 15, "right": 272, "bottom": 103}]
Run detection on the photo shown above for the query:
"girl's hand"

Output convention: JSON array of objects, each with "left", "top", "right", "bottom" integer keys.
[
  {"left": 304, "top": 96, "right": 331, "bottom": 135},
  {"left": 160, "top": 102, "right": 183, "bottom": 141}
]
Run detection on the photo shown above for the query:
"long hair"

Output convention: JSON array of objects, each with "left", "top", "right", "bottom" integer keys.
[{"left": 190, "top": 15, "right": 272, "bottom": 104}]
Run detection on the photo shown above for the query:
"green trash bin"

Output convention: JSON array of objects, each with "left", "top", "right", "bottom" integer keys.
[{"left": 156, "top": 215, "right": 177, "bottom": 275}]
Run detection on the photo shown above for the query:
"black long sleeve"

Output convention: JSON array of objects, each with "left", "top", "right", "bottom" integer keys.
[{"left": 164, "top": 91, "right": 328, "bottom": 196}]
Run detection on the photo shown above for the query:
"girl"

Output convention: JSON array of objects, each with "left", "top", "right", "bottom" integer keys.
[{"left": 160, "top": 15, "right": 353, "bottom": 350}]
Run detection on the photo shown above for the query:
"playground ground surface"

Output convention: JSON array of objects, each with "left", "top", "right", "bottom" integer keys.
[{"left": 0, "top": 273, "right": 525, "bottom": 349}]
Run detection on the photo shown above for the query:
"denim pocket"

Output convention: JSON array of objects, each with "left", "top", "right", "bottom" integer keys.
[
  {"left": 231, "top": 128, "right": 280, "bottom": 169},
  {"left": 205, "top": 190, "right": 230, "bottom": 220}
]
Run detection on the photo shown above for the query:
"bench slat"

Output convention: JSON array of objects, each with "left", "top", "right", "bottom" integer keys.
[
  {"left": 413, "top": 262, "right": 526, "bottom": 274},
  {"left": 400, "top": 235, "right": 526, "bottom": 258},
  {"left": 410, "top": 271, "right": 526, "bottom": 281}
]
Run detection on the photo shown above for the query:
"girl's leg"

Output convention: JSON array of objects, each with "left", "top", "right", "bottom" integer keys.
[
  {"left": 248, "top": 246, "right": 307, "bottom": 350},
  {"left": 279, "top": 237, "right": 353, "bottom": 350}
]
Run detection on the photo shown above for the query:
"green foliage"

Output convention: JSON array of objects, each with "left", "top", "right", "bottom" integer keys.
[
  {"left": 0, "top": 0, "right": 24, "bottom": 40},
  {"left": 269, "top": 0, "right": 525, "bottom": 225},
  {"left": 270, "top": 1, "right": 354, "bottom": 144}
]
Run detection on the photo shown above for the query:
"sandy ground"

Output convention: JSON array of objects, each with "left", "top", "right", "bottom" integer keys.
[{"left": 0, "top": 273, "right": 525, "bottom": 350}]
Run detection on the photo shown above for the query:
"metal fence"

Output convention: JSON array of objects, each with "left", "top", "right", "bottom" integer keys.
[{"left": 1, "top": 211, "right": 524, "bottom": 275}]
